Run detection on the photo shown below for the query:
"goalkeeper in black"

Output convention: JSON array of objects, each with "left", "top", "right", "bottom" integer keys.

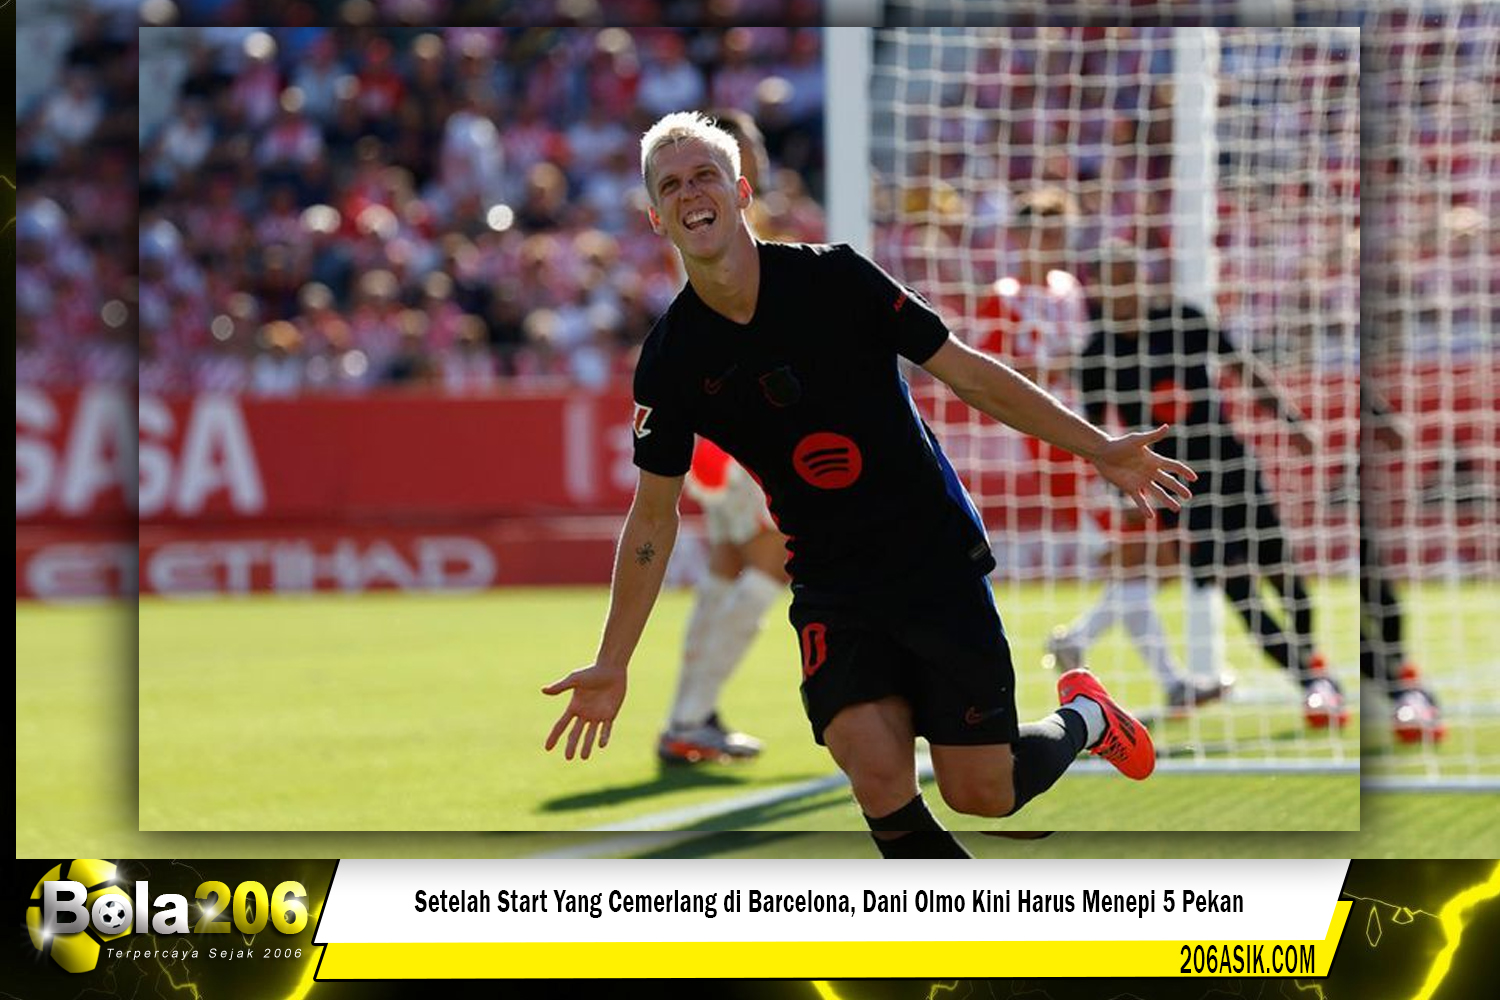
[
  {"left": 542, "top": 113, "right": 1196, "bottom": 858},
  {"left": 1077, "top": 241, "right": 1345, "bottom": 729}
]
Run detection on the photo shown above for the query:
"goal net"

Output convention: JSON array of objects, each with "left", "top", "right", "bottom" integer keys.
[
  {"left": 1361, "top": 5, "right": 1500, "bottom": 791},
  {"left": 850, "top": 25, "right": 1361, "bottom": 774}
]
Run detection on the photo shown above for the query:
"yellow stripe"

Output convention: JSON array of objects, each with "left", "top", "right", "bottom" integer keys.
[{"left": 318, "top": 902, "right": 1349, "bottom": 980}]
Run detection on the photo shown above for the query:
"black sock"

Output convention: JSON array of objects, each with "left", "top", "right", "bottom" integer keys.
[
  {"left": 1008, "top": 710, "right": 1088, "bottom": 816},
  {"left": 1268, "top": 570, "right": 1316, "bottom": 666},
  {"left": 1223, "top": 571, "right": 1302, "bottom": 677},
  {"left": 864, "top": 794, "right": 971, "bottom": 859},
  {"left": 1361, "top": 525, "right": 1410, "bottom": 694}
]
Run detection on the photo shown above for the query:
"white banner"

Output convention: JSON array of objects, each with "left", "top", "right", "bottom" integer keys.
[{"left": 314, "top": 859, "right": 1349, "bottom": 944}]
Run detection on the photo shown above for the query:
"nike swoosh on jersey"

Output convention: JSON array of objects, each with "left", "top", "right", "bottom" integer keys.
[{"left": 703, "top": 365, "right": 738, "bottom": 395}]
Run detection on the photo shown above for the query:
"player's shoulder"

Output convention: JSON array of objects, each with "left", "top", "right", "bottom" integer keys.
[
  {"left": 638, "top": 289, "right": 696, "bottom": 370},
  {"left": 763, "top": 240, "right": 889, "bottom": 300},
  {"left": 761, "top": 239, "right": 864, "bottom": 271}
]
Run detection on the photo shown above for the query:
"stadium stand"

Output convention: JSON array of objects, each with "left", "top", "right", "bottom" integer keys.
[{"left": 128, "top": 25, "right": 827, "bottom": 395}]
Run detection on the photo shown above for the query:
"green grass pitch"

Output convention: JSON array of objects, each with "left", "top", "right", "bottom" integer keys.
[{"left": 14, "top": 579, "right": 1498, "bottom": 856}]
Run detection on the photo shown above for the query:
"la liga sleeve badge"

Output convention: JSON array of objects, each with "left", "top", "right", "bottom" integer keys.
[{"left": 631, "top": 402, "right": 654, "bottom": 438}]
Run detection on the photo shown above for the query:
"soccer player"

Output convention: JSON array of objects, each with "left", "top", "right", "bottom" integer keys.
[
  {"left": 976, "top": 192, "right": 1221, "bottom": 709},
  {"left": 656, "top": 110, "right": 796, "bottom": 765},
  {"left": 657, "top": 437, "right": 784, "bottom": 764},
  {"left": 543, "top": 113, "right": 1195, "bottom": 857},
  {"left": 973, "top": 187, "right": 1087, "bottom": 388},
  {"left": 1361, "top": 389, "right": 1446, "bottom": 743},
  {"left": 1073, "top": 241, "right": 1342, "bottom": 728}
]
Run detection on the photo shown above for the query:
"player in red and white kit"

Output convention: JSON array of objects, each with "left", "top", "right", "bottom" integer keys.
[
  {"left": 973, "top": 188, "right": 1089, "bottom": 389},
  {"left": 657, "top": 438, "right": 786, "bottom": 763},
  {"left": 970, "top": 188, "right": 1092, "bottom": 533}
]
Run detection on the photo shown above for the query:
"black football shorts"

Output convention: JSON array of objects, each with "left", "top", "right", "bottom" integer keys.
[{"left": 789, "top": 574, "right": 1020, "bottom": 747}]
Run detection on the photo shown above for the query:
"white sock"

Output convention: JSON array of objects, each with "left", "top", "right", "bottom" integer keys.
[
  {"left": 691, "top": 567, "right": 781, "bottom": 712},
  {"left": 669, "top": 569, "right": 781, "bottom": 730},
  {"left": 1116, "top": 577, "right": 1183, "bottom": 686},
  {"left": 1063, "top": 695, "right": 1106, "bottom": 747},
  {"left": 1068, "top": 579, "right": 1127, "bottom": 648},
  {"left": 667, "top": 573, "right": 734, "bottom": 730}
]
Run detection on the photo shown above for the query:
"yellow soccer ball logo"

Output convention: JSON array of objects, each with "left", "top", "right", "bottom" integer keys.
[{"left": 26, "top": 860, "right": 132, "bottom": 973}]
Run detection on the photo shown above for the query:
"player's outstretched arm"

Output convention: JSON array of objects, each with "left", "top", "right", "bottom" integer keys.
[
  {"left": 922, "top": 335, "right": 1196, "bottom": 518},
  {"left": 542, "top": 470, "right": 684, "bottom": 760},
  {"left": 1223, "top": 352, "right": 1317, "bottom": 455}
]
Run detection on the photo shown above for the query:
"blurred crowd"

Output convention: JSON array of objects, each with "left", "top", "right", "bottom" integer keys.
[
  {"left": 127, "top": 26, "right": 825, "bottom": 395},
  {"left": 882, "top": 0, "right": 1362, "bottom": 28},
  {"left": 1363, "top": 5, "right": 1500, "bottom": 360},
  {"left": 15, "top": 5, "right": 139, "bottom": 388},
  {"left": 160, "top": 0, "right": 821, "bottom": 29},
  {"left": 872, "top": 27, "right": 1178, "bottom": 295},
  {"left": 870, "top": 25, "right": 1363, "bottom": 363},
  {"left": 13, "top": 8, "right": 1494, "bottom": 398}
]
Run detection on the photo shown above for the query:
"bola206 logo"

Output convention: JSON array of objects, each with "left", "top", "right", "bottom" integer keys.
[{"left": 27, "top": 860, "right": 309, "bottom": 973}]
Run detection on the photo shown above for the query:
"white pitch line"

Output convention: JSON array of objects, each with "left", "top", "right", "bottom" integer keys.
[
  {"left": 1362, "top": 776, "right": 1500, "bottom": 793},
  {"left": 526, "top": 832, "right": 710, "bottom": 859},
  {"left": 569, "top": 752, "right": 936, "bottom": 841},
  {"left": 585, "top": 771, "right": 860, "bottom": 833},
  {"left": 527, "top": 752, "right": 1358, "bottom": 858}
]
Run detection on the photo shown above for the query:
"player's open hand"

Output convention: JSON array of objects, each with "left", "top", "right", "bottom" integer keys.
[
  {"left": 542, "top": 664, "right": 627, "bottom": 760},
  {"left": 1091, "top": 424, "right": 1197, "bottom": 519}
]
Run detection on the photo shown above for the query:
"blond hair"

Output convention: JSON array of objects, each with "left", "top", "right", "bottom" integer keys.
[{"left": 639, "top": 111, "right": 743, "bottom": 203}]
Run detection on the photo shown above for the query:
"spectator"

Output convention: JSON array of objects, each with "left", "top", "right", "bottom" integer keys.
[
  {"left": 636, "top": 34, "right": 705, "bottom": 118},
  {"left": 35, "top": 69, "right": 105, "bottom": 164},
  {"left": 290, "top": 32, "right": 346, "bottom": 124},
  {"left": 149, "top": 98, "right": 215, "bottom": 187}
]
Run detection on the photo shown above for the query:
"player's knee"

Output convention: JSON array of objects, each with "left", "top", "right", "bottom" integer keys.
[
  {"left": 841, "top": 758, "right": 919, "bottom": 815},
  {"left": 936, "top": 775, "right": 1014, "bottom": 818},
  {"left": 848, "top": 759, "right": 913, "bottom": 797}
]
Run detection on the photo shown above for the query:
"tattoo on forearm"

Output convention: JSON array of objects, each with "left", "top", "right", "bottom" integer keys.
[{"left": 635, "top": 541, "right": 655, "bottom": 566}]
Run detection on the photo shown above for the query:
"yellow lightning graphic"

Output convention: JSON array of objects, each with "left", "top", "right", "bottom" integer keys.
[
  {"left": 283, "top": 891, "right": 326, "bottom": 1000},
  {"left": 2, "top": 175, "right": 14, "bottom": 234},
  {"left": 814, "top": 984, "right": 961, "bottom": 1000},
  {"left": 1342, "top": 892, "right": 1433, "bottom": 950},
  {"left": 811, "top": 861, "right": 1500, "bottom": 1000},
  {"left": 1342, "top": 894, "right": 1435, "bottom": 930},
  {"left": 152, "top": 940, "right": 205, "bottom": 1000},
  {"left": 1407, "top": 861, "right": 1500, "bottom": 1000}
]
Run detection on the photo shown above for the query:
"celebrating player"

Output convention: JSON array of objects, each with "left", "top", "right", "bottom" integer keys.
[
  {"left": 1071, "top": 241, "right": 1341, "bottom": 728},
  {"left": 543, "top": 113, "right": 1195, "bottom": 857},
  {"left": 656, "top": 110, "right": 799, "bottom": 765}
]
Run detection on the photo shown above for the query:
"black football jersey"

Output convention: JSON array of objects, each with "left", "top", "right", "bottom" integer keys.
[
  {"left": 1077, "top": 300, "right": 1250, "bottom": 471},
  {"left": 632, "top": 242, "right": 994, "bottom": 594}
]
